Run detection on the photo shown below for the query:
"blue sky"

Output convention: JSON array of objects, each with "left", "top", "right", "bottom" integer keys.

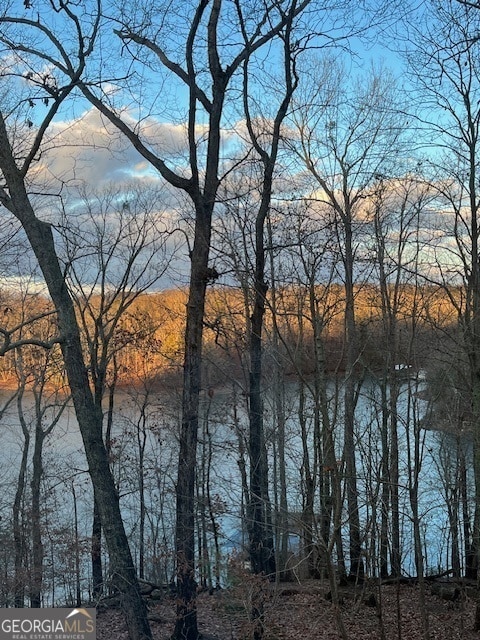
[{"left": 0, "top": 0, "right": 474, "bottom": 291}]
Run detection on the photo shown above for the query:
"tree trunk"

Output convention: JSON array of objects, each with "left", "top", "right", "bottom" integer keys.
[
  {"left": 204, "top": 394, "right": 221, "bottom": 590},
  {"left": 409, "top": 406, "right": 430, "bottom": 640},
  {"left": 244, "top": 14, "right": 299, "bottom": 579},
  {"left": 30, "top": 424, "right": 44, "bottom": 608},
  {"left": 0, "top": 118, "right": 152, "bottom": 637},
  {"left": 299, "top": 379, "right": 317, "bottom": 577},
  {"left": 91, "top": 495, "right": 103, "bottom": 599},
  {"left": 247, "top": 236, "right": 276, "bottom": 578},
  {"left": 13, "top": 398, "right": 29, "bottom": 608},
  {"left": 34, "top": 223, "right": 150, "bottom": 639},
  {"left": 343, "top": 218, "right": 364, "bottom": 580},
  {"left": 473, "top": 376, "right": 480, "bottom": 630},
  {"left": 72, "top": 483, "right": 82, "bottom": 607},
  {"left": 309, "top": 284, "right": 338, "bottom": 577},
  {"left": 172, "top": 203, "right": 212, "bottom": 640},
  {"left": 460, "top": 450, "right": 477, "bottom": 579}
]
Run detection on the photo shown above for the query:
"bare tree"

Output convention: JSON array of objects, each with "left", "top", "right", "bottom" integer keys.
[
  {"left": 14, "top": 341, "right": 69, "bottom": 607},
  {"left": 240, "top": 4, "right": 305, "bottom": 586},
  {"left": 70, "top": 4, "right": 312, "bottom": 637},
  {"left": 60, "top": 185, "right": 174, "bottom": 598},
  {"left": 0, "top": 8, "right": 152, "bottom": 637},
  {"left": 290, "top": 56, "right": 409, "bottom": 578},
  {"left": 281, "top": 202, "right": 346, "bottom": 581},
  {"left": 0, "top": 2, "right": 314, "bottom": 634},
  {"left": 369, "top": 175, "right": 434, "bottom": 578},
  {"left": 0, "top": 2, "right": 405, "bottom": 636},
  {"left": 403, "top": 0, "right": 480, "bottom": 626}
]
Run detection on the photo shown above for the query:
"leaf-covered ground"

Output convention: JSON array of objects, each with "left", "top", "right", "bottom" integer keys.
[{"left": 96, "top": 579, "right": 480, "bottom": 640}]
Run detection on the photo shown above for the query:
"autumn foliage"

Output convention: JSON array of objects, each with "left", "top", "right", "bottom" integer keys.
[{"left": 0, "top": 282, "right": 459, "bottom": 392}]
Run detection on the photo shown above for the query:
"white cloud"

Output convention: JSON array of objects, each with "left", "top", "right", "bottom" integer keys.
[{"left": 30, "top": 107, "right": 193, "bottom": 190}]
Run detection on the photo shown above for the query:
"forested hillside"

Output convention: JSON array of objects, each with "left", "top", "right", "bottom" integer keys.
[
  {"left": 0, "top": 283, "right": 460, "bottom": 388},
  {"left": 0, "top": 1, "right": 479, "bottom": 639}
]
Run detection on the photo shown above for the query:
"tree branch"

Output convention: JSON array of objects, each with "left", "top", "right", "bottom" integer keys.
[{"left": 113, "top": 28, "right": 212, "bottom": 113}]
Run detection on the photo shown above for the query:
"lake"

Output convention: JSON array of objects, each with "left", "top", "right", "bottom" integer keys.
[{"left": 0, "top": 375, "right": 469, "bottom": 604}]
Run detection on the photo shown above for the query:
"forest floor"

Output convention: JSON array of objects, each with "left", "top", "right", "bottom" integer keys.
[{"left": 96, "top": 578, "right": 480, "bottom": 640}]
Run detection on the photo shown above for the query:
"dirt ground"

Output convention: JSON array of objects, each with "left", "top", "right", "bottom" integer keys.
[{"left": 96, "top": 579, "right": 480, "bottom": 640}]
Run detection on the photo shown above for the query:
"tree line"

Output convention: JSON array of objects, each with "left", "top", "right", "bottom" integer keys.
[
  {"left": 0, "top": 1, "right": 479, "bottom": 639},
  {"left": 0, "top": 283, "right": 455, "bottom": 387}
]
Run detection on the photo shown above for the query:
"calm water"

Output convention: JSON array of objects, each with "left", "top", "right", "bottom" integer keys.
[{"left": 0, "top": 378, "right": 468, "bottom": 603}]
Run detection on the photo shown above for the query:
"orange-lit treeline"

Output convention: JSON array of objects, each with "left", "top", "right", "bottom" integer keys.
[{"left": 0, "top": 283, "right": 459, "bottom": 391}]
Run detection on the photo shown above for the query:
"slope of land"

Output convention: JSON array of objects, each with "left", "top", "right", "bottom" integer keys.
[{"left": 96, "top": 579, "right": 478, "bottom": 640}]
